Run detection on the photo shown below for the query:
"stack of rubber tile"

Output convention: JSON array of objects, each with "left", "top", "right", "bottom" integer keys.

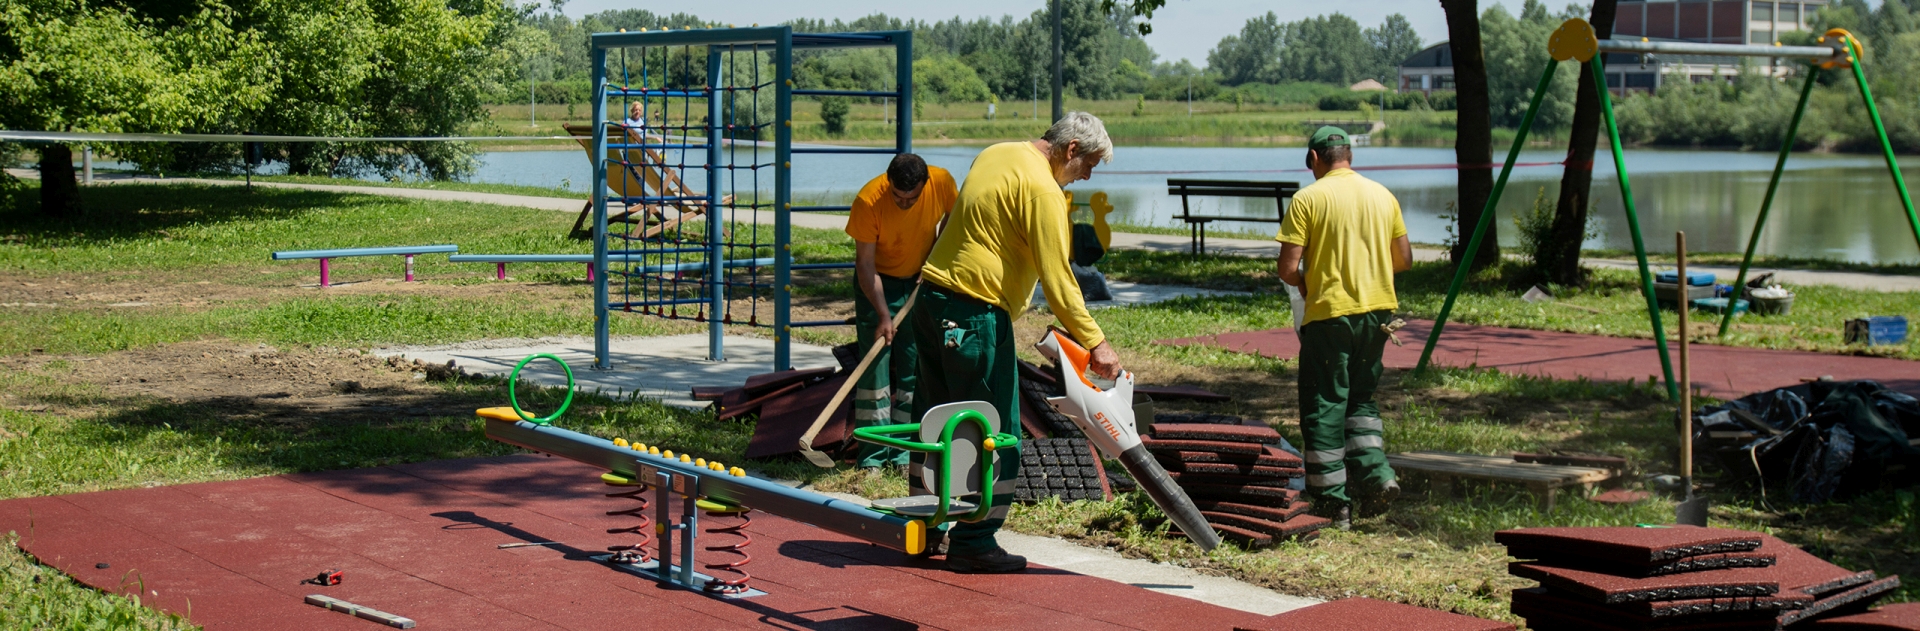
[
  {"left": 1806, "top": 603, "right": 1920, "bottom": 629},
  {"left": 1142, "top": 422, "right": 1328, "bottom": 547},
  {"left": 1233, "top": 597, "right": 1516, "bottom": 631},
  {"left": 1498, "top": 525, "right": 1902, "bottom": 630}
]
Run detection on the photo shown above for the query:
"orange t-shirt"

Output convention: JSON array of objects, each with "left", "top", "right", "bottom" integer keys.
[{"left": 845, "top": 166, "right": 957, "bottom": 278}]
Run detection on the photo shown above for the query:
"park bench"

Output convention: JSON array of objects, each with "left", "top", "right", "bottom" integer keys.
[
  {"left": 1166, "top": 179, "right": 1298, "bottom": 255},
  {"left": 448, "top": 253, "right": 775, "bottom": 281},
  {"left": 271, "top": 244, "right": 458, "bottom": 287}
]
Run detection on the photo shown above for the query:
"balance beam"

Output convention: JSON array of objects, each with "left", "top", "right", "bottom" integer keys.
[{"left": 271, "top": 244, "right": 459, "bottom": 287}]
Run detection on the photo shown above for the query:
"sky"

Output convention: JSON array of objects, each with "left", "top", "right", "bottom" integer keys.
[{"left": 556, "top": 0, "right": 1453, "bottom": 67}]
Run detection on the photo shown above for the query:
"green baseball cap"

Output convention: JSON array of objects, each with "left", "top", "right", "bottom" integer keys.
[{"left": 1309, "top": 126, "right": 1350, "bottom": 150}]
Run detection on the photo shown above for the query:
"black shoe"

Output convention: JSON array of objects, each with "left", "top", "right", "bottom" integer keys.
[
  {"left": 1376, "top": 480, "right": 1401, "bottom": 505},
  {"left": 944, "top": 547, "right": 1027, "bottom": 574},
  {"left": 1311, "top": 503, "right": 1352, "bottom": 531}
]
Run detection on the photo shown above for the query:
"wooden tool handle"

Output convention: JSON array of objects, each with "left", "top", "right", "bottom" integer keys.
[
  {"left": 799, "top": 286, "right": 921, "bottom": 451},
  {"left": 1677, "top": 232, "right": 1693, "bottom": 481}
]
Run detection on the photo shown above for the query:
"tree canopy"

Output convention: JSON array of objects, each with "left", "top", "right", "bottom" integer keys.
[{"left": 1207, "top": 12, "right": 1422, "bottom": 87}]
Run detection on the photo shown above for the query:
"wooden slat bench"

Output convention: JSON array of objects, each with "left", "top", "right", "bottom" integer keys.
[
  {"left": 1166, "top": 179, "right": 1298, "bottom": 255},
  {"left": 1386, "top": 450, "right": 1615, "bottom": 511}
]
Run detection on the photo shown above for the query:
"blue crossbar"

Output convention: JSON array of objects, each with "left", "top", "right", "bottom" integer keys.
[
  {"left": 790, "top": 205, "right": 852, "bottom": 212},
  {"left": 792, "top": 89, "right": 900, "bottom": 98},
  {"left": 271, "top": 244, "right": 458, "bottom": 260},
  {"left": 791, "top": 147, "right": 898, "bottom": 155}
]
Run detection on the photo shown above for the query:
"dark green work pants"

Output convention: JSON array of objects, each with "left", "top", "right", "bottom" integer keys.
[
  {"left": 910, "top": 284, "right": 1022, "bottom": 556},
  {"left": 1297, "top": 309, "right": 1397, "bottom": 506},
  {"left": 853, "top": 274, "right": 920, "bottom": 468}
]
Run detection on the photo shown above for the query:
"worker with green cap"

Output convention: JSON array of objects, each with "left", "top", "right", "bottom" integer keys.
[
  {"left": 915, "top": 111, "right": 1121, "bottom": 573},
  {"left": 1276, "top": 126, "right": 1413, "bottom": 530}
]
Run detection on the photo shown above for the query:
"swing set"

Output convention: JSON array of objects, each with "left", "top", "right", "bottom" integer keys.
[{"left": 1414, "top": 20, "right": 1920, "bottom": 400}]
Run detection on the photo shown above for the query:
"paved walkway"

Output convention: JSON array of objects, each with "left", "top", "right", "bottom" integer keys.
[
  {"left": 1160, "top": 319, "right": 1920, "bottom": 399},
  {"left": 24, "top": 169, "right": 1912, "bottom": 291},
  {"left": 0, "top": 454, "right": 1302, "bottom": 630}
]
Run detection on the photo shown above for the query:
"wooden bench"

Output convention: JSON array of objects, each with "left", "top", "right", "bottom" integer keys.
[
  {"left": 1386, "top": 450, "right": 1615, "bottom": 511},
  {"left": 271, "top": 245, "right": 458, "bottom": 288},
  {"left": 1166, "top": 179, "right": 1298, "bottom": 255}
]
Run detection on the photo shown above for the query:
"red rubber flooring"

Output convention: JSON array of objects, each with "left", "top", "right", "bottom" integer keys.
[
  {"left": 0, "top": 454, "right": 1273, "bottom": 631},
  {"left": 1160, "top": 319, "right": 1920, "bottom": 399}
]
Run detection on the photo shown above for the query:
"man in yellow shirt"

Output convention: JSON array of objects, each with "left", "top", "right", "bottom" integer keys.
[
  {"left": 846, "top": 154, "right": 957, "bottom": 468},
  {"left": 1276, "top": 126, "right": 1414, "bottom": 530},
  {"left": 917, "top": 112, "right": 1122, "bottom": 573}
]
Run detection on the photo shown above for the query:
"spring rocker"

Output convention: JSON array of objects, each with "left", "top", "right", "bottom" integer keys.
[{"left": 476, "top": 353, "right": 1018, "bottom": 598}]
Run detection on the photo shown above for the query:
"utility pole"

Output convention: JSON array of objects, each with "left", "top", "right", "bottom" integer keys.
[
  {"left": 529, "top": 55, "right": 538, "bottom": 128},
  {"left": 1051, "top": 0, "right": 1064, "bottom": 122},
  {"left": 1187, "top": 76, "right": 1192, "bottom": 116}
]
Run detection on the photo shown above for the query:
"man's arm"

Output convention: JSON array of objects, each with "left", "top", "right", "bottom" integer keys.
[
  {"left": 1391, "top": 235, "right": 1412, "bottom": 273},
  {"left": 854, "top": 242, "right": 897, "bottom": 343},
  {"left": 1277, "top": 243, "right": 1305, "bottom": 288},
  {"left": 1025, "top": 194, "right": 1121, "bottom": 378}
]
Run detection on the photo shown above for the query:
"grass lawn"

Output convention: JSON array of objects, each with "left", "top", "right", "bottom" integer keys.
[{"left": 0, "top": 182, "right": 1913, "bottom": 627}]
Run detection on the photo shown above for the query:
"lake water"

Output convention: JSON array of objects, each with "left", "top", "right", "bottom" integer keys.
[{"left": 471, "top": 145, "right": 1920, "bottom": 263}]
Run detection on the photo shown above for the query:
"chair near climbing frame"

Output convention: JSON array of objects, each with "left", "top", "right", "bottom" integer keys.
[
  {"left": 561, "top": 122, "right": 732, "bottom": 240},
  {"left": 856, "top": 402, "right": 1020, "bottom": 525}
]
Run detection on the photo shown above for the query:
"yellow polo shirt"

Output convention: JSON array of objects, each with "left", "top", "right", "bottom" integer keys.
[
  {"left": 921, "top": 142, "right": 1104, "bottom": 348},
  {"left": 1276, "top": 168, "right": 1406, "bottom": 325},
  {"left": 846, "top": 166, "right": 958, "bottom": 278}
]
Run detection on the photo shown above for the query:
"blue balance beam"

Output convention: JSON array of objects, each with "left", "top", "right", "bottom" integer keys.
[
  {"left": 269, "top": 244, "right": 459, "bottom": 287},
  {"left": 448, "top": 254, "right": 774, "bottom": 281}
]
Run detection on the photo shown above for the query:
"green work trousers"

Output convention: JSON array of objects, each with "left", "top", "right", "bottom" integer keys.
[
  {"left": 853, "top": 274, "right": 920, "bottom": 468},
  {"left": 1296, "top": 309, "right": 1397, "bottom": 506},
  {"left": 911, "top": 284, "right": 1022, "bottom": 556}
]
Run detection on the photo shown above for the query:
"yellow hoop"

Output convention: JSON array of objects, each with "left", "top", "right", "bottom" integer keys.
[{"left": 1549, "top": 18, "right": 1600, "bottom": 62}]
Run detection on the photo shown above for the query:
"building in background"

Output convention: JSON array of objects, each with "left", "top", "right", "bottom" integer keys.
[{"left": 1401, "top": 1, "right": 1823, "bottom": 96}]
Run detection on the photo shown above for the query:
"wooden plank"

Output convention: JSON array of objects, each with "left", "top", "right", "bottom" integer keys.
[{"left": 1388, "top": 451, "right": 1612, "bottom": 488}]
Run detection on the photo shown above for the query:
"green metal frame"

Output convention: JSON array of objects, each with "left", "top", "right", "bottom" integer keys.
[
  {"left": 1414, "top": 54, "right": 1679, "bottom": 400},
  {"left": 851, "top": 409, "right": 1020, "bottom": 526},
  {"left": 1718, "top": 33, "right": 1920, "bottom": 337}
]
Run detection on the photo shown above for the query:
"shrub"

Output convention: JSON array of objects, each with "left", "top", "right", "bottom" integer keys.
[
  {"left": 820, "top": 97, "right": 850, "bottom": 135},
  {"left": 1317, "top": 93, "right": 1362, "bottom": 111}
]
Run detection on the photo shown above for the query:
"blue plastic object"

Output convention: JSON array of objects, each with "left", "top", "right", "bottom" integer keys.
[
  {"left": 1690, "top": 298, "right": 1749, "bottom": 315},
  {"left": 1845, "top": 316, "right": 1909, "bottom": 346},
  {"left": 1656, "top": 270, "right": 1717, "bottom": 286}
]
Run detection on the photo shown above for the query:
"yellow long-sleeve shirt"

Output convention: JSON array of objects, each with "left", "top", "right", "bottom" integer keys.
[{"left": 920, "top": 141, "right": 1105, "bottom": 348}]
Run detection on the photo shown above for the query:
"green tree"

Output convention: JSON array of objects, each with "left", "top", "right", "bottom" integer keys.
[
  {"left": 1480, "top": 0, "right": 1579, "bottom": 131},
  {"left": 1365, "top": 14, "right": 1424, "bottom": 82},
  {"left": 819, "top": 97, "right": 850, "bottom": 135},
  {"left": 914, "top": 55, "right": 992, "bottom": 104},
  {"left": 1208, "top": 12, "right": 1284, "bottom": 86}
]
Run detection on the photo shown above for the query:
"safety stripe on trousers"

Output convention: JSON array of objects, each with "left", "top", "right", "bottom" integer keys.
[
  {"left": 1305, "top": 449, "right": 1346, "bottom": 464},
  {"left": 855, "top": 387, "right": 890, "bottom": 401},
  {"left": 1345, "top": 416, "right": 1383, "bottom": 432},
  {"left": 854, "top": 407, "right": 890, "bottom": 421},
  {"left": 1346, "top": 435, "right": 1385, "bottom": 451},
  {"left": 1307, "top": 469, "right": 1348, "bottom": 487}
]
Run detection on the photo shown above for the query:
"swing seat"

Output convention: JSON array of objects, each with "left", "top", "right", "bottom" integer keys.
[{"left": 856, "top": 402, "right": 1019, "bottom": 525}]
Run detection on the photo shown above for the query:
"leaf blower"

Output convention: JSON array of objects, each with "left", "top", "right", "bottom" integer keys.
[{"left": 1034, "top": 327, "right": 1222, "bottom": 551}]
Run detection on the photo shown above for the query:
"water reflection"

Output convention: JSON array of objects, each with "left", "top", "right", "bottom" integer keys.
[{"left": 466, "top": 145, "right": 1918, "bottom": 263}]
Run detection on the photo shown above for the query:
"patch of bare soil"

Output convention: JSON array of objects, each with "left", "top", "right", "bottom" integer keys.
[
  {"left": 0, "top": 339, "right": 500, "bottom": 425},
  {"left": 0, "top": 270, "right": 604, "bottom": 311}
]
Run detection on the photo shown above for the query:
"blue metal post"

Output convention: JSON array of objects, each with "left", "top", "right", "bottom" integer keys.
[
  {"left": 774, "top": 28, "right": 795, "bottom": 370},
  {"left": 591, "top": 47, "right": 612, "bottom": 371},
  {"left": 895, "top": 31, "right": 913, "bottom": 155},
  {"left": 706, "top": 47, "right": 725, "bottom": 362}
]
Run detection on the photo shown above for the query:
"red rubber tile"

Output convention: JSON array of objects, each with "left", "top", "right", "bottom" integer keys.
[
  {"left": 1169, "top": 472, "right": 1295, "bottom": 487},
  {"left": 1150, "top": 423, "right": 1282, "bottom": 444},
  {"left": 1206, "top": 522, "right": 1273, "bottom": 547},
  {"left": 1202, "top": 511, "right": 1326, "bottom": 539},
  {"left": 1590, "top": 489, "right": 1653, "bottom": 505},
  {"left": 1141, "top": 438, "right": 1264, "bottom": 455},
  {"left": 1508, "top": 561, "right": 1785, "bottom": 604},
  {"left": 746, "top": 371, "right": 853, "bottom": 459},
  {"left": 1167, "top": 461, "right": 1305, "bottom": 478},
  {"left": 1781, "top": 576, "right": 1903, "bottom": 627},
  {"left": 1809, "top": 602, "right": 1920, "bottom": 629},
  {"left": 1515, "top": 606, "right": 1786, "bottom": 631},
  {"left": 1235, "top": 597, "right": 1516, "bottom": 631},
  {"left": 1497, "top": 525, "right": 1764, "bottom": 567},
  {"left": 1182, "top": 484, "right": 1300, "bottom": 507},
  {"left": 1511, "top": 588, "right": 1783, "bottom": 629},
  {"left": 1159, "top": 320, "right": 1920, "bottom": 399},
  {"left": 1195, "top": 500, "right": 1310, "bottom": 523},
  {"left": 1157, "top": 447, "right": 1303, "bottom": 468}
]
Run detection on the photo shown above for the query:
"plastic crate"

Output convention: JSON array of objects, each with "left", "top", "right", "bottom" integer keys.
[
  {"left": 1845, "top": 316, "right": 1908, "bottom": 346},
  {"left": 1656, "top": 282, "right": 1717, "bottom": 306}
]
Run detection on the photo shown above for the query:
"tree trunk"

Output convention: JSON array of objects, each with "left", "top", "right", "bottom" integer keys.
[
  {"left": 37, "top": 144, "right": 82, "bottom": 219},
  {"left": 1543, "top": 0, "right": 1619, "bottom": 286},
  {"left": 1441, "top": 0, "right": 1500, "bottom": 270}
]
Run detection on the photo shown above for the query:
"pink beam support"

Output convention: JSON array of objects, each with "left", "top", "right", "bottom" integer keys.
[
  {"left": 404, "top": 254, "right": 416, "bottom": 282},
  {"left": 496, "top": 262, "right": 508, "bottom": 280},
  {"left": 319, "top": 258, "right": 331, "bottom": 288},
  {"left": 586, "top": 263, "right": 596, "bottom": 282}
]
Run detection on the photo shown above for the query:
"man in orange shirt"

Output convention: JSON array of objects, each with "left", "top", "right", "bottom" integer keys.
[{"left": 846, "top": 154, "right": 958, "bottom": 468}]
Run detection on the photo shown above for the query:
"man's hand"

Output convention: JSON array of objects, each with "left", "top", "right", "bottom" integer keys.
[
  {"left": 876, "top": 316, "right": 897, "bottom": 345},
  {"left": 1089, "top": 340, "right": 1122, "bottom": 380}
]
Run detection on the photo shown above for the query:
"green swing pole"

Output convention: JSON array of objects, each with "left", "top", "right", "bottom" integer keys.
[
  {"left": 1412, "top": 60, "right": 1559, "bottom": 377},
  {"left": 1590, "top": 55, "right": 1679, "bottom": 401},
  {"left": 1844, "top": 34, "right": 1920, "bottom": 258},
  {"left": 1719, "top": 68, "right": 1819, "bottom": 338}
]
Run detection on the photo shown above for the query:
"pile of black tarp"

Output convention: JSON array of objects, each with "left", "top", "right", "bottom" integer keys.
[{"left": 1695, "top": 380, "right": 1920, "bottom": 503}]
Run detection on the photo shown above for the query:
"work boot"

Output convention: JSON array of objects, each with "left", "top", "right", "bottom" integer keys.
[
  {"left": 944, "top": 547, "right": 1027, "bottom": 574},
  {"left": 1312, "top": 503, "right": 1352, "bottom": 531},
  {"left": 1358, "top": 480, "right": 1401, "bottom": 517}
]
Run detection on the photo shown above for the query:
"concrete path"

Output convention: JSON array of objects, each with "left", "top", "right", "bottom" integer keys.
[
  {"left": 24, "top": 169, "right": 1907, "bottom": 289},
  {"left": 1161, "top": 319, "right": 1920, "bottom": 399}
]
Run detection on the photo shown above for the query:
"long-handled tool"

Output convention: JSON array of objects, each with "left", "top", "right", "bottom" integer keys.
[
  {"left": 1036, "top": 328, "right": 1222, "bottom": 551},
  {"left": 799, "top": 286, "right": 921, "bottom": 468},
  {"left": 1674, "top": 231, "right": 1709, "bottom": 526}
]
